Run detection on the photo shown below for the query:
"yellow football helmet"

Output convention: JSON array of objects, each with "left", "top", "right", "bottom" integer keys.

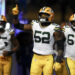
[
  {"left": 69, "top": 14, "right": 75, "bottom": 22},
  {"left": 0, "top": 15, "right": 7, "bottom": 31},
  {"left": 0, "top": 15, "right": 7, "bottom": 22},
  {"left": 69, "top": 14, "right": 75, "bottom": 31},
  {"left": 39, "top": 6, "right": 54, "bottom": 24}
]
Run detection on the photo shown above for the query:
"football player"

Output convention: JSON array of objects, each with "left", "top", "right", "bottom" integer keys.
[
  {"left": 0, "top": 15, "right": 19, "bottom": 75},
  {"left": 63, "top": 13, "right": 75, "bottom": 75},
  {"left": 12, "top": 5, "right": 64, "bottom": 75}
]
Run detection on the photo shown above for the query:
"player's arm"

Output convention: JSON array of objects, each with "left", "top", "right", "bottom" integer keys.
[
  {"left": 13, "top": 19, "right": 32, "bottom": 30},
  {"left": 12, "top": 4, "right": 32, "bottom": 30},
  {"left": 3, "top": 33, "right": 19, "bottom": 56},
  {"left": 11, "top": 34, "right": 19, "bottom": 52},
  {"left": 53, "top": 30, "right": 66, "bottom": 63}
]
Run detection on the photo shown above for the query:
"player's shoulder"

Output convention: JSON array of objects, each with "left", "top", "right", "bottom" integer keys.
[
  {"left": 9, "top": 29, "right": 15, "bottom": 35},
  {"left": 32, "top": 20, "right": 38, "bottom": 22},
  {"left": 63, "top": 25, "right": 71, "bottom": 30},
  {"left": 31, "top": 20, "right": 39, "bottom": 24},
  {"left": 50, "top": 23, "right": 59, "bottom": 29},
  {"left": 5, "top": 28, "right": 14, "bottom": 35},
  {"left": 51, "top": 23, "right": 60, "bottom": 31},
  {"left": 5, "top": 22, "right": 11, "bottom": 30},
  {"left": 63, "top": 25, "right": 70, "bottom": 28},
  {"left": 52, "top": 23, "right": 59, "bottom": 27},
  {"left": 63, "top": 25, "right": 71, "bottom": 32}
]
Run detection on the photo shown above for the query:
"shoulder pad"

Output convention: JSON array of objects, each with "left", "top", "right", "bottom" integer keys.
[
  {"left": 52, "top": 23, "right": 59, "bottom": 26},
  {"left": 6, "top": 28, "right": 14, "bottom": 35},
  {"left": 32, "top": 20, "right": 36, "bottom": 22},
  {"left": 54, "top": 27, "right": 61, "bottom": 32},
  {"left": 63, "top": 25, "right": 70, "bottom": 32},
  {"left": 54, "top": 24, "right": 61, "bottom": 31},
  {"left": 31, "top": 20, "right": 38, "bottom": 25},
  {"left": 5, "top": 22, "right": 11, "bottom": 30},
  {"left": 9, "top": 32, "right": 15, "bottom": 35},
  {"left": 64, "top": 25, "right": 70, "bottom": 28},
  {"left": 62, "top": 28, "right": 65, "bottom": 32},
  {"left": 9, "top": 29, "right": 15, "bottom": 35},
  {"left": 32, "top": 20, "right": 38, "bottom": 23}
]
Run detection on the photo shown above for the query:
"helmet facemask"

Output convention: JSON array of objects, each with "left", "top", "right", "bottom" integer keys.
[
  {"left": 69, "top": 14, "right": 75, "bottom": 31},
  {"left": 0, "top": 15, "right": 6, "bottom": 32},
  {"left": 70, "top": 21, "right": 75, "bottom": 31},
  {"left": 0, "top": 26, "right": 4, "bottom": 32},
  {"left": 39, "top": 13, "right": 51, "bottom": 26}
]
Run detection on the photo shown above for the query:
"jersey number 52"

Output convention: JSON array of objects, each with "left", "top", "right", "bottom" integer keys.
[{"left": 34, "top": 30, "right": 50, "bottom": 44}]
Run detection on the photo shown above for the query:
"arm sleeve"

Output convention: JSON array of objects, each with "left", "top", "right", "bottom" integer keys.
[
  {"left": 12, "top": 15, "right": 24, "bottom": 30},
  {"left": 53, "top": 31, "right": 66, "bottom": 63}
]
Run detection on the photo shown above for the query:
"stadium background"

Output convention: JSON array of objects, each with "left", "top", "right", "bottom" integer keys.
[{"left": 5, "top": 0, "right": 75, "bottom": 75}]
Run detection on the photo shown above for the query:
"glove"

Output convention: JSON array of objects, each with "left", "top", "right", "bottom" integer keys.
[
  {"left": 56, "top": 56, "right": 63, "bottom": 63},
  {"left": 53, "top": 62, "right": 62, "bottom": 71},
  {"left": 12, "top": 4, "right": 19, "bottom": 15},
  {"left": 3, "top": 51, "right": 14, "bottom": 57}
]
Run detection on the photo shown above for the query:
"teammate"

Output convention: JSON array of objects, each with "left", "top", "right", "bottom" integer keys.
[
  {"left": 63, "top": 13, "right": 75, "bottom": 75},
  {"left": 0, "top": 15, "right": 19, "bottom": 75},
  {"left": 12, "top": 5, "right": 64, "bottom": 75}
]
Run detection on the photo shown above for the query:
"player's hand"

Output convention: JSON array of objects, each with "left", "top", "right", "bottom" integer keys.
[
  {"left": 53, "top": 62, "right": 62, "bottom": 71},
  {"left": 12, "top": 4, "right": 19, "bottom": 15},
  {"left": 3, "top": 51, "right": 9, "bottom": 57},
  {"left": 3, "top": 51, "right": 14, "bottom": 56},
  {"left": 56, "top": 55, "right": 63, "bottom": 63}
]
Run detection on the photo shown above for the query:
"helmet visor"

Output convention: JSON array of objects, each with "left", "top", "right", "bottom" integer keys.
[
  {"left": 39, "top": 13, "right": 50, "bottom": 18},
  {"left": 71, "top": 21, "right": 75, "bottom": 26}
]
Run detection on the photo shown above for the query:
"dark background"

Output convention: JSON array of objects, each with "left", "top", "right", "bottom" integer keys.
[{"left": 6, "top": 0, "right": 75, "bottom": 23}]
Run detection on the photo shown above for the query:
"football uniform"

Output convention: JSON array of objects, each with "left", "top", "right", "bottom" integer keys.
[
  {"left": 54, "top": 59, "right": 68, "bottom": 75},
  {"left": 30, "top": 20, "right": 58, "bottom": 75},
  {"left": 0, "top": 23, "right": 14, "bottom": 75},
  {"left": 5, "top": 22, "right": 14, "bottom": 34},
  {"left": 64, "top": 25, "right": 75, "bottom": 75},
  {"left": 12, "top": 5, "right": 60, "bottom": 75}
]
